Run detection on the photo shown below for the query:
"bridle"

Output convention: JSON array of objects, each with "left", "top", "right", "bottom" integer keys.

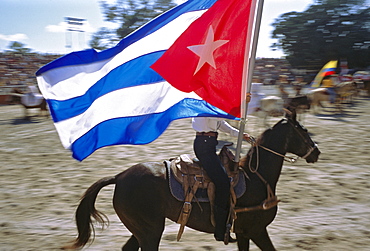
[
  {"left": 252, "top": 119, "right": 318, "bottom": 166},
  {"left": 286, "top": 118, "right": 318, "bottom": 161},
  {"left": 234, "top": 119, "right": 318, "bottom": 214}
]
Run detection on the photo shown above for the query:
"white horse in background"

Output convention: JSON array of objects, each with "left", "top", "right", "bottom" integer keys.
[
  {"left": 256, "top": 96, "right": 284, "bottom": 127},
  {"left": 248, "top": 83, "right": 285, "bottom": 128},
  {"left": 21, "top": 85, "right": 44, "bottom": 107},
  {"left": 11, "top": 85, "right": 48, "bottom": 118},
  {"left": 229, "top": 83, "right": 287, "bottom": 134}
]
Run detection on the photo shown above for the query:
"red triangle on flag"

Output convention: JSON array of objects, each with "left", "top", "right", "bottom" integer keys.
[{"left": 151, "top": 0, "right": 253, "bottom": 118}]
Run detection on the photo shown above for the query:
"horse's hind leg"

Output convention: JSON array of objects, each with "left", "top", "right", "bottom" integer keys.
[
  {"left": 113, "top": 164, "right": 167, "bottom": 251},
  {"left": 115, "top": 206, "right": 165, "bottom": 251},
  {"left": 250, "top": 228, "right": 276, "bottom": 251},
  {"left": 122, "top": 235, "right": 139, "bottom": 251},
  {"left": 134, "top": 219, "right": 165, "bottom": 251},
  {"left": 236, "top": 233, "right": 250, "bottom": 251}
]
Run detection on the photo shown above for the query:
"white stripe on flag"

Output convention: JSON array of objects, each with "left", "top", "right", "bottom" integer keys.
[
  {"left": 38, "top": 10, "right": 207, "bottom": 101},
  {"left": 54, "top": 81, "right": 202, "bottom": 149}
]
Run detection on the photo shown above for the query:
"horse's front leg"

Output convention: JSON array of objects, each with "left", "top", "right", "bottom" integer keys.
[
  {"left": 122, "top": 235, "right": 139, "bottom": 251},
  {"left": 236, "top": 233, "right": 250, "bottom": 251},
  {"left": 250, "top": 228, "right": 276, "bottom": 251}
]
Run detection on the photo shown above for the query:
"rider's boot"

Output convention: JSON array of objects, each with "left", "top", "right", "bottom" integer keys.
[{"left": 214, "top": 206, "right": 237, "bottom": 244}]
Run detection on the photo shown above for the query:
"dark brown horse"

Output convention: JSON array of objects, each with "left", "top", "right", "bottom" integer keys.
[{"left": 65, "top": 111, "right": 320, "bottom": 251}]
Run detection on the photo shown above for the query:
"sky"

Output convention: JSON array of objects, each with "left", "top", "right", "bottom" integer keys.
[{"left": 0, "top": 0, "right": 315, "bottom": 58}]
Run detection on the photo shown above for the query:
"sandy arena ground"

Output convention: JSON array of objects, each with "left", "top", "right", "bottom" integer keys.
[{"left": 0, "top": 86, "right": 369, "bottom": 250}]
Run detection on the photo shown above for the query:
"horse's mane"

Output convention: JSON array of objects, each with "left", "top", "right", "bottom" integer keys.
[
  {"left": 239, "top": 126, "right": 273, "bottom": 168},
  {"left": 239, "top": 117, "right": 292, "bottom": 169}
]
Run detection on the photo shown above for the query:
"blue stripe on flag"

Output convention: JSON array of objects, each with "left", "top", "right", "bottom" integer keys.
[
  {"left": 48, "top": 51, "right": 166, "bottom": 122},
  {"left": 71, "top": 98, "right": 235, "bottom": 161},
  {"left": 322, "top": 68, "right": 335, "bottom": 74}
]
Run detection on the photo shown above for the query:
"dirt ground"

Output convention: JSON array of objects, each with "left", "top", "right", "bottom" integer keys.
[{"left": 0, "top": 86, "right": 369, "bottom": 251}]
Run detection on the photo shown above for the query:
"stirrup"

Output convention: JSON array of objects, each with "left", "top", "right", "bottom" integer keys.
[{"left": 223, "top": 224, "right": 237, "bottom": 244}]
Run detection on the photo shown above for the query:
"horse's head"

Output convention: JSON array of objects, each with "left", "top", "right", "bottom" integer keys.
[
  {"left": 279, "top": 109, "right": 320, "bottom": 163},
  {"left": 286, "top": 95, "right": 311, "bottom": 112}
]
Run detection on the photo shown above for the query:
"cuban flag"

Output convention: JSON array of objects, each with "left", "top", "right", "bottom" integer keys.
[{"left": 36, "top": 0, "right": 254, "bottom": 161}]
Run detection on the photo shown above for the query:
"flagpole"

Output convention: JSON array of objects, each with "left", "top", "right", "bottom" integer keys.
[{"left": 235, "top": 0, "right": 265, "bottom": 163}]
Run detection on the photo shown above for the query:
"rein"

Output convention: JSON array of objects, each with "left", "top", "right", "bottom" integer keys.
[
  {"left": 258, "top": 145, "right": 297, "bottom": 163},
  {"left": 234, "top": 144, "right": 281, "bottom": 214},
  {"left": 257, "top": 143, "right": 317, "bottom": 163}
]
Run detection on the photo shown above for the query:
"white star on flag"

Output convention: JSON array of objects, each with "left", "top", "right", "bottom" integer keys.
[{"left": 187, "top": 26, "right": 229, "bottom": 75}]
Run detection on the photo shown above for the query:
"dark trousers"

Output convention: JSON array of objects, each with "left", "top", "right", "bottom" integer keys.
[{"left": 193, "top": 135, "right": 230, "bottom": 210}]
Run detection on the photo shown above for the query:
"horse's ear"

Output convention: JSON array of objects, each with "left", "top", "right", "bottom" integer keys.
[
  {"left": 283, "top": 108, "right": 297, "bottom": 121},
  {"left": 283, "top": 108, "right": 292, "bottom": 117}
]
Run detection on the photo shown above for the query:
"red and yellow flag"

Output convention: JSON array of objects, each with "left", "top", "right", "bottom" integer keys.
[{"left": 311, "top": 60, "right": 338, "bottom": 87}]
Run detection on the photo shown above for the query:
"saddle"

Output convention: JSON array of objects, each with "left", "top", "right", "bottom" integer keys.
[{"left": 165, "top": 145, "right": 246, "bottom": 241}]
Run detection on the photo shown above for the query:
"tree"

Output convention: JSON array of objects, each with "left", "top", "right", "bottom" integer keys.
[
  {"left": 90, "top": 0, "right": 177, "bottom": 50},
  {"left": 7, "top": 41, "right": 32, "bottom": 54},
  {"left": 271, "top": 0, "right": 370, "bottom": 70}
]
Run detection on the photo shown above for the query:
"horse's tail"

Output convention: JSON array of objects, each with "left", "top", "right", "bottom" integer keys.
[{"left": 63, "top": 176, "right": 116, "bottom": 250}]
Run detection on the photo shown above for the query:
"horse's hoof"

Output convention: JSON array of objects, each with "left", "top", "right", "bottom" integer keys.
[
  {"left": 225, "top": 235, "right": 237, "bottom": 244},
  {"left": 215, "top": 234, "right": 237, "bottom": 245}
]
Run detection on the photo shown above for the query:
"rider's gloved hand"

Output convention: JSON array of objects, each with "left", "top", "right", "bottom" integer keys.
[{"left": 243, "top": 133, "right": 256, "bottom": 146}]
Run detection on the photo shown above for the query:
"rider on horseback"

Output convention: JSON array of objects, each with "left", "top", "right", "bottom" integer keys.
[
  {"left": 192, "top": 110, "right": 252, "bottom": 243},
  {"left": 322, "top": 74, "right": 339, "bottom": 104}
]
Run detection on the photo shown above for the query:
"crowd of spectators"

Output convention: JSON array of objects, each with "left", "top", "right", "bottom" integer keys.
[
  {"left": 0, "top": 52, "right": 301, "bottom": 97},
  {"left": 0, "top": 52, "right": 61, "bottom": 92}
]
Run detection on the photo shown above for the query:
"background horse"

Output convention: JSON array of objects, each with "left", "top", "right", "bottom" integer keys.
[
  {"left": 254, "top": 96, "right": 284, "bottom": 127},
  {"left": 65, "top": 112, "right": 320, "bottom": 251},
  {"left": 11, "top": 87, "right": 48, "bottom": 118},
  {"left": 254, "top": 95, "right": 310, "bottom": 127},
  {"left": 286, "top": 95, "right": 310, "bottom": 123},
  {"left": 307, "top": 88, "right": 341, "bottom": 114},
  {"left": 21, "top": 99, "right": 48, "bottom": 118},
  {"left": 335, "top": 81, "right": 357, "bottom": 104}
]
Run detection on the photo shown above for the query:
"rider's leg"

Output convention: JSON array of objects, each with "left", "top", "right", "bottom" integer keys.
[{"left": 193, "top": 135, "right": 234, "bottom": 243}]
